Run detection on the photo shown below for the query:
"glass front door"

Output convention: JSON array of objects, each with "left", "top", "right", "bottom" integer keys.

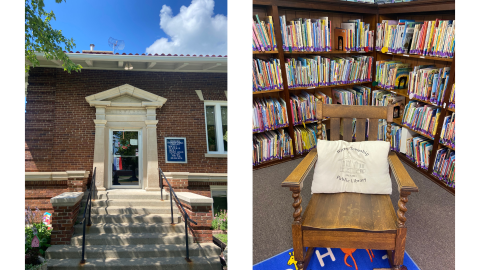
[{"left": 111, "top": 130, "right": 141, "bottom": 188}]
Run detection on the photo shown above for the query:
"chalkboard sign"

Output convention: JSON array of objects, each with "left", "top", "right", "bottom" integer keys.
[{"left": 165, "top": 137, "right": 187, "bottom": 163}]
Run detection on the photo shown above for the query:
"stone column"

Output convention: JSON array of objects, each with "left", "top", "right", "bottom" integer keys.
[
  {"left": 93, "top": 119, "right": 107, "bottom": 191},
  {"left": 145, "top": 120, "right": 160, "bottom": 191}
]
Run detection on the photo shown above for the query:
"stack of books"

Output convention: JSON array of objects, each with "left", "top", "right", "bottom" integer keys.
[
  {"left": 253, "top": 15, "right": 277, "bottom": 52},
  {"left": 402, "top": 101, "right": 441, "bottom": 138},
  {"left": 440, "top": 112, "right": 455, "bottom": 149},
  {"left": 293, "top": 124, "right": 317, "bottom": 155},
  {"left": 380, "top": 124, "right": 402, "bottom": 151},
  {"left": 448, "top": 83, "right": 455, "bottom": 109},
  {"left": 290, "top": 91, "right": 316, "bottom": 125},
  {"left": 286, "top": 55, "right": 373, "bottom": 88},
  {"left": 333, "top": 20, "right": 374, "bottom": 52},
  {"left": 253, "top": 129, "right": 293, "bottom": 166},
  {"left": 279, "top": 16, "right": 331, "bottom": 52},
  {"left": 405, "top": 136, "right": 433, "bottom": 170},
  {"left": 253, "top": 58, "right": 283, "bottom": 92},
  {"left": 253, "top": 97, "right": 289, "bottom": 133},
  {"left": 433, "top": 148, "right": 455, "bottom": 188},
  {"left": 407, "top": 65, "right": 451, "bottom": 105},
  {"left": 376, "top": 19, "right": 455, "bottom": 58},
  {"left": 375, "top": 60, "right": 411, "bottom": 90}
]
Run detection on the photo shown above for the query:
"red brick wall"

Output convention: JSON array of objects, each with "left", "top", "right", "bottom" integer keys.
[
  {"left": 177, "top": 201, "right": 213, "bottom": 243},
  {"left": 25, "top": 177, "right": 89, "bottom": 214},
  {"left": 51, "top": 200, "right": 82, "bottom": 245},
  {"left": 25, "top": 67, "right": 227, "bottom": 174}
]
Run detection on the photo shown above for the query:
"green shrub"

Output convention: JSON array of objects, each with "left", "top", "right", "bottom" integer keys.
[{"left": 216, "top": 233, "right": 228, "bottom": 245}]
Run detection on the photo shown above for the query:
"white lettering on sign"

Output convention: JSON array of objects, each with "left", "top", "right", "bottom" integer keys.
[
  {"left": 167, "top": 140, "right": 184, "bottom": 160},
  {"left": 316, "top": 248, "right": 336, "bottom": 267}
]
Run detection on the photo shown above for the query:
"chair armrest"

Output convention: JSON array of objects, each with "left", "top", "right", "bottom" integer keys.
[
  {"left": 388, "top": 152, "right": 419, "bottom": 193},
  {"left": 281, "top": 148, "right": 317, "bottom": 189}
]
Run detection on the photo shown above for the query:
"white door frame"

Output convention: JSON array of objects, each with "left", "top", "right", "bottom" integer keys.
[{"left": 108, "top": 129, "right": 143, "bottom": 189}]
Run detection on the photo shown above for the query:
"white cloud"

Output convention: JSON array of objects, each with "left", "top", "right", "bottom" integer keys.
[{"left": 145, "top": 0, "right": 227, "bottom": 56}]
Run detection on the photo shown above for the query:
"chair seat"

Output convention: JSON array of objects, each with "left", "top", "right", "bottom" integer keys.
[{"left": 302, "top": 193, "right": 398, "bottom": 233}]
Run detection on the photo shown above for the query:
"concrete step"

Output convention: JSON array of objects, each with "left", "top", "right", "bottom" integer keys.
[
  {"left": 78, "top": 214, "right": 182, "bottom": 224},
  {"left": 82, "top": 199, "right": 173, "bottom": 207},
  {"left": 85, "top": 190, "right": 169, "bottom": 201},
  {"left": 70, "top": 232, "right": 194, "bottom": 246},
  {"left": 74, "top": 223, "right": 185, "bottom": 234},
  {"left": 80, "top": 206, "right": 180, "bottom": 215},
  {"left": 46, "top": 243, "right": 220, "bottom": 259},
  {"left": 46, "top": 256, "right": 221, "bottom": 270}
]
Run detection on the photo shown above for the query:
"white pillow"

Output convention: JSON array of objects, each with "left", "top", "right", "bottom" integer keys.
[{"left": 311, "top": 140, "right": 392, "bottom": 194}]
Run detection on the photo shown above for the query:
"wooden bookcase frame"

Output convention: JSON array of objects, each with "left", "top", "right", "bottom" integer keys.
[{"left": 252, "top": 0, "right": 455, "bottom": 195}]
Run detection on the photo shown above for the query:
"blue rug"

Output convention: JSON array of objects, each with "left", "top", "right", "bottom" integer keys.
[{"left": 254, "top": 248, "right": 420, "bottom": 270}]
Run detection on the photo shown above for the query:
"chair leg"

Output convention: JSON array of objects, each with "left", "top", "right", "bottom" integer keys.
[
  {"left": 393, "top": 227, "right": 407, "bottom": 268},
  {"left": 292, "top": 223, "right": 304, "bottom": 270}
]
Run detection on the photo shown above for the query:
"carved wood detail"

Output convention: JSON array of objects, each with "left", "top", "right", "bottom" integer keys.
[
  {"left": 397, "top": 191, "right": 410, "bottom": 227},
  {"left": 291, "top": 186, "right": 302, "bottom": 224}
]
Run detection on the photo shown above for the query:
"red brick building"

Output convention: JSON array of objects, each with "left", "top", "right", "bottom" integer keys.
[{"left": 25, "top": 50, "right": 228, "bottom": 217}]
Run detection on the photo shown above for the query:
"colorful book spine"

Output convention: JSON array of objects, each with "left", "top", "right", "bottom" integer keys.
[
  {"left": 253, "top": 58, "right": 283, "bottom": 92},
  {"left": 253, "top": 97, "right": 289, "bottom": 133},
  {"left": 401, "top": 101, "right": 440, "bottom": 139},
  {"left": 253, "top": 15, "right": 277, "bottom": 52},
  {"left": 432, "top": 148, "right": 455, "bottom": 188},
  {"left": 253, "top": 129, "right": 293, "bottom": 166},
  {"left": 439, "top": 112, "right": 455, "bottom": 149},
  {"left": 279, "top": 16, "right": 331, "bottom": 52},
  {"left": 293, "top": 124, "right": 317, "bottom": 155},
  {"left": 290, "top": 91, "right": 316, "bottom": 125},
  {"left": 448, "top": 83, "right": 455, "bottom": 109}
]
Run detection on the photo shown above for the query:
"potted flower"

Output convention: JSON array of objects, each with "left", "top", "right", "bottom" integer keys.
[{"left": 25, "top": 207, "right": 51, "bottom": 270}]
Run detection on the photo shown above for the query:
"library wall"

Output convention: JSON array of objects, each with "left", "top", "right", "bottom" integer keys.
[{"left": 25, "top": 67, "right": 227, "bottom": 174}]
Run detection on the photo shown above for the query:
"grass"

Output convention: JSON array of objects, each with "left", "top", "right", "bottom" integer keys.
[{"left": 215, "top": 234, "right": 227, "bottom": 245}]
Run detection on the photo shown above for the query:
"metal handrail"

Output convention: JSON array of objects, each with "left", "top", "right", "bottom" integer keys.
[
  {"left": 80, "top": 167, "right": 96, "bottom": 264},
  {"left": 159, "top": 168, "right": 197, "bottom": 261}
]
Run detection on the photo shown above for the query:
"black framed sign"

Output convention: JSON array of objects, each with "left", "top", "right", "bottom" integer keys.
[{"left": 165, "top": 137, "right": 187, "bottom": 163}]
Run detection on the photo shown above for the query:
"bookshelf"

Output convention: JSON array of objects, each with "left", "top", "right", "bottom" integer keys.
[{"left": 252, "top": 0, "right": 455, "bottom": 195}]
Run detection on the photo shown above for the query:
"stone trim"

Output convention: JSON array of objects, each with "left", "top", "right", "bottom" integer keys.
[
  {"left": 51, "top": 192, "right": 84, "bottom": 206},
  {"left": 204, "top": 153, "right": 227, "bottom": 158},
  {"left": 163, "top": 172, "right": 227, "bottom": 182},
  {"left": 176, "top": 192, "right": 213, "bottom": 206},
  {"left": 25, "top": 171, "right": 90, "bottom": 181},
  {"left": 85, "top": 84, "right": 167, "bottom": 108}
]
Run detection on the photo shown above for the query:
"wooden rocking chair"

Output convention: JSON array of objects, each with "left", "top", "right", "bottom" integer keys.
[{"left": 281, "top": 101, "right": 418, "bottom": 270}]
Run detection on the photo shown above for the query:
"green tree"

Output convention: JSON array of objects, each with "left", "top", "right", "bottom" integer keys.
[{"left": 25, "top": 0, "right": 82, "bottom": 73}]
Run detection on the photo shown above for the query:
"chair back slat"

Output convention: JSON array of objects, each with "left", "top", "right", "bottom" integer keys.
[
  {"left": 330, "top": 118, "right": 340, "bottom": 141},
  {"left": 368, "top": 119, "right": 379, "bottom": 141},
  {"left": 321, "top": 103, "right": 389, "bottom": 119},
  {"left": 343, "top": 118, "right": 353, "bottom": 142},
  {"left": 356, "top": 118, "right": 366, "bottom": 142}
]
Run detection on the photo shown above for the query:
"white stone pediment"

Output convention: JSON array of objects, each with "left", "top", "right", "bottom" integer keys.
[{"left": 85, "top": 84, "right": 167, "bottom": 108}]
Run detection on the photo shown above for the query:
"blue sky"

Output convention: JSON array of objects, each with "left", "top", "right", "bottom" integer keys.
[
  {"left": 26, "top": 0, "right": 227, "bottom": 109},
  {"left": 44, "top": 0, "right": 227, "bottom": 55}
]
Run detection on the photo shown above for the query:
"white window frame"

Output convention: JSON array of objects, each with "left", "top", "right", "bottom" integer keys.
[
  {"left": 210, "top": 185, "right": 227, "bottom": 216},
  {"left": 204, "top": 101, "right": 228, "bottom": 154}
]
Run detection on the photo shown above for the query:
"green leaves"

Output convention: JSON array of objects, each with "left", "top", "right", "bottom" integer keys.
[{"left": 25, "top": 0, "right": 82, "bottom": 73}]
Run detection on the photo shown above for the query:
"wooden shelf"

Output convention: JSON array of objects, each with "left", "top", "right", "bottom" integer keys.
[
  {"left": 294, "top": 120, "right": 318, "bottom": 127},
  {"left": 253, "top": 51, "right": 278, "bottom": 54},
  {"left": 377, "top": 0, "right": 455, "bottom": 14},
  {"left": 289, "top": 81, "right": 372, "bottom": 91},
  {"left": 376, "top": 87, "right": 442, "bottom": 107},
  {"left": 253, "top": 126, "right": 289, "bottom": 134},
  {"left": 447, "top": 108, "right": 457, "bottom": 113},
  {"left": 392, "top": 118, "right": 434, "bottom": 140},
  {"left": 395, "top": 151, "right": 454, "bottom": 195},
  {"left": 253, "top": 156, "right": 293, "bottom": 169},
  {"left": 253, "top": 89, "right": 284, "bottom": 95},
  {"left": 439, "top": 142, "right": 455, "bottom": 151},
  {"left": 378, "top": 51, "right": 453, "bottom": 62},
  {"left": 283, "top": 50, "right": 373, "bottom": 55}
]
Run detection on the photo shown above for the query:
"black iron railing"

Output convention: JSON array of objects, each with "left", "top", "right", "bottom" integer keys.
[
  {"left": 80, "top": 167, "right": 96, "bottom": 264},
  {"left": 159, "top": 168, "right": 197, "bottom": 261}
]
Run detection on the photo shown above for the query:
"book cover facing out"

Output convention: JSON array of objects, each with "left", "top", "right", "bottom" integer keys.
[{"left": 334, "top": 28, "right": 347, "bottom": 51}]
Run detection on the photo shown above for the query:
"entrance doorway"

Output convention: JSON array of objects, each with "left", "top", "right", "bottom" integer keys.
[{"left": 109, "top": 130, "right": 142, "bottom": 189}]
